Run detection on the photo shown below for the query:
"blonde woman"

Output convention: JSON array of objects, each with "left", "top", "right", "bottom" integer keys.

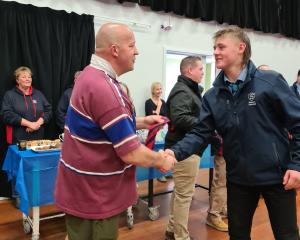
[
  {"left": 145, "top": 82, "right": 168, "bottom": 182},
  {"left": 145, "top": 82, "right": 167, "bottom": 117}
]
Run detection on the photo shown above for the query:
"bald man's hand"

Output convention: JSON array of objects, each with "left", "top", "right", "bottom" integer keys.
[{"left": 136, "top": 115, "right": 166, "bottom": 130}]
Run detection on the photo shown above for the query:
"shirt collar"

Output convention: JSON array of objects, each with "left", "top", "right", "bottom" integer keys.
[
  {"left": 296, "top": 83, "right": 300, "bottom": 94},
  {"left": 224, "top": 67, "right": 247, "bottom": 84},
  {"left": 90, "top": 54, "right": 118, "bottom": 80}
]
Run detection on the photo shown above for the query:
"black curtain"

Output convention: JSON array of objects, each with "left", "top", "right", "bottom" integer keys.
[
  {"left": 280, "top": 0, "right": 300, "bottom": 39},
  {"left": 0, "top": 1, "right": 95, "bottom": 197},
  {"left": 118, "top": 0, "right": 300, "bottom": 40}
]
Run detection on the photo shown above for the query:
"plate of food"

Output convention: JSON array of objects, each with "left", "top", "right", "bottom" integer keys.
[
  {"left": 31, "top": 144, "right": 61, "bottom": 153},
  {"left": 26, "top": 140, "right": 52, "bottom": 149}
]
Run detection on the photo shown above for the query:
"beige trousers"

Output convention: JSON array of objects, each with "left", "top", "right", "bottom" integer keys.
[
  {"left": 166, "top": 154, "right": 200, "bottom": 240},
  {"left": 207, "top": 155, "right": 227, "bottom": 217}
]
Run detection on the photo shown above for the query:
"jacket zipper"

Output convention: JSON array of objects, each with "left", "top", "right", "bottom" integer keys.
[
  {"left": 226, "top": 99, "right": 230, "bottom": 110},
  {"left": 236, "top": 114, "right": 239, "bottom": 125},
  {"left": 224, "top": 89, "right": 240, "bottom": 126}
]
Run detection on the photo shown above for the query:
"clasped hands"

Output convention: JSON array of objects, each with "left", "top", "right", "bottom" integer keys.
[
  {"left": 157, "top": 149, "right": 177, "bottom": 173},
  {"left": 25, "top": 119, "right": 44, "bottom": 133},
  {"left": 26, "top": 121, "right": 41, "bottom": 133}
]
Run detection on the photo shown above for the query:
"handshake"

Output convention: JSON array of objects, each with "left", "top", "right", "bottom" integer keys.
[{"left": 156, "top": 149, "right": 177, "bottom": 173}]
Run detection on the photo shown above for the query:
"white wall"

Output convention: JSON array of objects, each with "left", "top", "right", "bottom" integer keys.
[{"left": 6, "top": 0, "right": 300, "bottom": 115}]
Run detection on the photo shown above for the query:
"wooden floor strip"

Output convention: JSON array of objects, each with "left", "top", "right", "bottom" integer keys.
[{"left": 0, "top": 169, "right": 299, "bottom": 240}]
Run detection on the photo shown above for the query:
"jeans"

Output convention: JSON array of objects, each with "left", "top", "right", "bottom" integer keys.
[{"left": 227, "top": 182, "right": 300, "bottom": 240}]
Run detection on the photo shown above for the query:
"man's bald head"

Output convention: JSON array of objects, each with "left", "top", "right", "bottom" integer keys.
[
  {"left": 96, "top": 23, "right": 133, "bottom": 53},
  {"left": 258, "top": 64, "right": 271, "bottom": 71},
  {"left": 94, "top": 23, "right": 138, "bottom": 76}
]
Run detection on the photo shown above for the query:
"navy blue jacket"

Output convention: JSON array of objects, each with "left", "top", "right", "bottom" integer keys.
[
  {"left": 1, "top": 86, "right": 52, "bottom": 143},
  {"left": 171, "top": 61, "right": 300, "bottom": 186}
]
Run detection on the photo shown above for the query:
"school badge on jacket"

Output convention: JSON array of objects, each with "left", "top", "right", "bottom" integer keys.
[{"left": 248, "top": 92, "right": 256, "bottom": 106}]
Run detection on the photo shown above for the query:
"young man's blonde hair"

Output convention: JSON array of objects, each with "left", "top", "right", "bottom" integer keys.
[
  {"left": 14, "top": 66, "right": 32, "bottom": 80},
  {"left": 213, "top": 26, "right": 251, "bottom": 66}
]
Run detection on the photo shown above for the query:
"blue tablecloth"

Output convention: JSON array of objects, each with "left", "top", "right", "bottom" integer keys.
[
  {"left": 2, "top": 145, "right": 60, "bottom": 215},
  {"left": 2, "top": 144, "right": 214, "bottom": 215}
]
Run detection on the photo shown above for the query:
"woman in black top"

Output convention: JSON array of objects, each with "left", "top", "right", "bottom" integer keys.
[
  {"left": 145, "top": 82, "right": 168, "bottom": 182},
  {"left": 145, "top": 82, "right": 167, "bottom": 116}
]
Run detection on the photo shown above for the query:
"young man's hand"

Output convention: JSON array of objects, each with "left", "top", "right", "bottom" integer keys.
[{"left": 283, "top": 169, "right": 300, "bottom": 190}]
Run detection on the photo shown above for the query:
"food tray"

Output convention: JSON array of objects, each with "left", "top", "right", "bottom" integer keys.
[{"left": 30, "top": 145, "right": 61, "bottom": 153}]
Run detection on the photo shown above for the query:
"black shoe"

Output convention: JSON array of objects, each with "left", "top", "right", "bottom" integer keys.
[
  {"left": 165, "top": 231, "right": 175, "bottom": 240},
  {"left": 165, "top": 231, "right": 194, "bottom": 240}
]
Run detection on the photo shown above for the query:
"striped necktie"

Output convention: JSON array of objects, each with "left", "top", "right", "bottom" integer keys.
[{"left": 145, "top": 117, "right": 169, "bottom": 150}]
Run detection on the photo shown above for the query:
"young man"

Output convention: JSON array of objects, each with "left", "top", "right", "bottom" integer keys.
[
  {"left": 166, "top": 26, "right": 300, "bottom": 240},
  {"left": 55, "top": 23, "right": 176, "bottom": 240}
]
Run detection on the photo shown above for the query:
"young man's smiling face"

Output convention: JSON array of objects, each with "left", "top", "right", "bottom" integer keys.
[{"left": 213, "top": 34, "right": 246, "bottom": 71}]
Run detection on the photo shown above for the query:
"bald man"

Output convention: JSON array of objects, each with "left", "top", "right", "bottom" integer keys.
[
  {"left": 55, "top": 23, "right": 176, "bottom": 240},
  {"left": 257, "top": 64, "right": 271, "bottom": 71}
]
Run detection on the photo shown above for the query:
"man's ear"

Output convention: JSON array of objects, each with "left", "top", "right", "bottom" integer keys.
[
  {"left": 187, "top": 66, "right": 193, "bottom": 75},
  {"left": 239, "top": 42, "right": 246, "bottom": 54},
  {"left": 111, "top": 44, "right": 119, "bottom": 57}
]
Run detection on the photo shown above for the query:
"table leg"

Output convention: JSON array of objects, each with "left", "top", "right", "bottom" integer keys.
[
  {"left": 148, "top": 179, "right": 154, "bottom": 207},
  {"left": 32, "top": 206, "right": 40, "bottom": 240},
  {"left": 22, "top": 213, "right": 31, "bottom": 234},
  {"left": 147, "top": 179, "right": 159, "bottom": 221},
  {"left": 209, "top": 168, "right": 214, "bottom": 195},
  {"left": 126, "top": 206, "right": 134, "bottom": 229}
]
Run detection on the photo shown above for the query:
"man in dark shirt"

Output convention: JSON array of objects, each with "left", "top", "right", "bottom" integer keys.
[
  {"left": 165, "top": 56, "right": 204, "bottom": 240},
  {"left": 55, "top": 71, "right": 81, "bottom": 131},
  {"left": 290, "top": 70, "right": 300, "bottom": 99}
]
